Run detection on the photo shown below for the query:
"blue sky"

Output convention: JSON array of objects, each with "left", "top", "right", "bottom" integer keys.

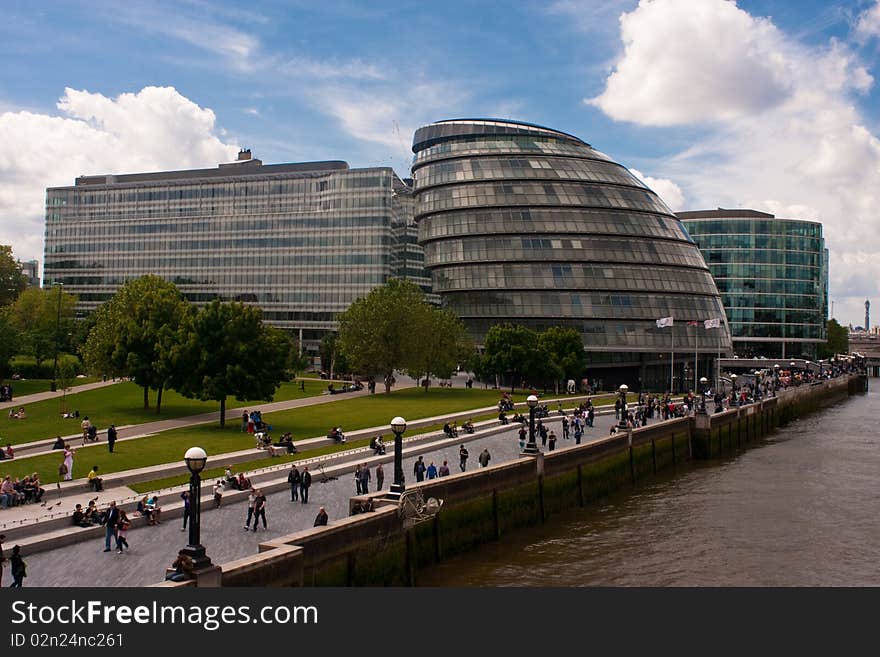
[{"left": 2, "top": 0, "right": 880, "bottom": 327}]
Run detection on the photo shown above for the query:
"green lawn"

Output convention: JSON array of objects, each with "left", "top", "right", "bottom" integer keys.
[
  {"left": 1, "top": 377, "right": 102, "bottom": 398},
  {"left": 0, "top": 378, "right": 330, "bottom": 446},
  {"left": 0, "top": 387, "right": 624, "bottom": 487}
]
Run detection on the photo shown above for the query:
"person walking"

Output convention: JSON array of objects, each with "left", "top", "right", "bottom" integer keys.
[
  {"left": 244, "top": 490, "right": 256, "bottom": 531},
  {"left": 241, "top": 410, "right": 249, "bottom": 433},
  {"left": 212, "top": 481, "right": 223, "bottom": 508},
  {"left": 180, "top": 491, "right": 190, "bottom": 531},
  {"left": 9, "top": 545, "right": 25, "bottom": 587},
  {"left": 358, "top": 463, "right": 371, "bottom": 494},
  {"left": 107, "top": 424, "right": 117, "bottom": 453},
  {"left": 354, "top": 464, "right": 363, "bottom": 494},
  {"left": 413, "top": 456, "right": 427, "bottom": 482},
  {"left": 478, "top": 448, "right": 491, "bottom": 467},
  {"left": 115, "top": 510, "right": 131, "bottom": 553},
  {"left": 562, "top": 416, "right": 570, "bottom": 439},
  {"left": 63, "top": 445, "right": 74, "bottom": 481},
  {"left": 287, "top": 464, "right": 300, "bottom": 502},
  {"left": 102, "top": 501, "right": 119, "bottom": 553},
  {"left": 251, "top": 490, "right": 267, "bottom": 531},
  {"left": 459, "top": 445, "right": 469, "bottom": 472},
  {"left": 300, "top": 466, "right": 311, "bottom": 503},
  {"left": 426, "top": 461, "right": 438, "bottom": 479},
  {"left": 375, "top": 463, "right": 384, "bottom": 491},
  {"left": 438, "top": 460, "right": 450, "bottom": 477},
  {"left": 313, "top": 506, "right": 328, "bottom": 526},
  {"left": 548, "top": 430, "right": 557, "bottom": 451}
]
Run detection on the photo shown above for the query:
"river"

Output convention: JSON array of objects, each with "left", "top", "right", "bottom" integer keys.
[{"left": 418, "top": 384, "right": 880, "bottom": 586}]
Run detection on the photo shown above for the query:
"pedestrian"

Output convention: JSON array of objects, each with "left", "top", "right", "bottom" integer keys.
[
  {"left": 313, "top": 506, "right": 328, "bottom": 526},
  {"left": 180, "top": 491, "right": 190, "bottom": 531},
  {"left": 459, "top": 445, "right": 469, "bottom": 472},
  {"left": 548, "top": 431, "right": 557, "bottom": 451},
  {"left": 426, "top": 461, "right": 438, "bottom": 479},
  {"left": 438, "top": 460, "right": 450, "bottom": 477},
  {"left": 414, "top": 455, "right": 427, "bottom": 482},
  {"left": 212, "top": 481, "right": 223, "bottom": 508},
  {"left": 287, "top": 464, "right": 300, "bottom": 501},
  {"left": 116, "top": 510, "right": 131, "bottom": 553},
  {"left": 9, "top": 545, "right": 25, "bottom": 587},
  {"left": 358, "top": 463, "right": 371, "bottom": 494},
  {"left": 518, "top": 425, "right": 527, "bottom": 450},
  {"left": 375, "top": 463, "right": 384, "bottom": 490},
  {"left": 538, "top": 421, "right": 548, "bottom": 447},
  {"left": 300, "top": 380, "right": 306, "bottom": 392},
  {"left": 244, "top": 489, "right": 256, "bottom": 530},
  {"left": 478, "top": 448, "right": 491, "bottom": 467},
  {"left": 251, "top": 489, "right": 267, "bottom": 531},
  {"left": 107, "top": 424, "right": 117, "bottom": 453},
  {"left": 354, "top": 464, "right": 363, "bottom": 494},
  {"left": 102, "top": 501, "right": 119, "bottom": 553},
  {"left": 300, "top": 466, "right": 311, "bottom": 503},
  {"left": 63, "top": 445, "right": 74, "bottom": 481},
  {"left": 241, "top": 410, "right": 249, "bottom": 433}
]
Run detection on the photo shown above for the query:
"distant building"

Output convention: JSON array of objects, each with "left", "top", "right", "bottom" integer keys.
[
  {"left": 18, "top": 259, "right": 39, "bottom": 287},
  {"left": 43, "top": 150, "right": 429, "bottom": 357},
  {"left": 678, "top": 208, "right": 828, "bottom": 359}
]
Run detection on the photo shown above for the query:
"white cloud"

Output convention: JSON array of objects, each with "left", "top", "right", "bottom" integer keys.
[
  {"left": 629, "top": 168, "right": 685, "bottom": 211},
  {"left": 0, "top": 86, "right": 239, "bottom": 263},
  {"left": 590, "top": 0, "right": 880, "bottom": 327},
  {"left": 856, "top": 1, "right": 880, "bottom": 40},
  {"left": 280, "top": 57, "right": 388, "bottom": 81}
]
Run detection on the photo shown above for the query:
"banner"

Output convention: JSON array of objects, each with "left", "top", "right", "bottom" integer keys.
[
  {"left": 704, "top": 318, "right": 721, "bottom": 329},
  {"left": 656, "top": 316, "right": 674, "bottom": 328}
]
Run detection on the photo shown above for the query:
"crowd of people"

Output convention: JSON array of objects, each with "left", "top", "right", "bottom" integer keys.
[{"left": 0, "top": 473, "right": 45, "bottom": 507}]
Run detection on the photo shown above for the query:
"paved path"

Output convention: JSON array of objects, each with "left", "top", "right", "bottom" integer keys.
[
  {"left": 15, "top": 408, "right": 631, "bottom": 587},
  {"left": 0, "top": 379, "right": 121, "bottom": 410}
]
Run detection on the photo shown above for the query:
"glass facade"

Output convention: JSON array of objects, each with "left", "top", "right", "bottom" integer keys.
[
  {"left": 43, "top": 154, "right": 428, "bottom": 354},
  {"left": 678, "top": 209, "right": 828, "bottom": 359},
  {"left": 412, "top": 119, "right": 731, "bottom": 389}
]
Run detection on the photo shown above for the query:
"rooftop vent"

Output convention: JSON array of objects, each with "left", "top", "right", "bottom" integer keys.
[{"left": 237, "top": 148, "right": 252, "bottom": 161}]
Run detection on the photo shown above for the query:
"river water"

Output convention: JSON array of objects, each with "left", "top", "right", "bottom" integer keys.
[{"left": 418, "top": 384, "right": 880, "bottom": 586}]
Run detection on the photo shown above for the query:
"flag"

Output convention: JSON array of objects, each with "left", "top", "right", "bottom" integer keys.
[
  {"left": 687, "top": 320, "right": 699, "bottom": 327},
  {"left": 704, "top": 318, "right": 721, "bottom": 329},
  {"left": 656, "top": 316, "right": 674, "bottom": 328}
]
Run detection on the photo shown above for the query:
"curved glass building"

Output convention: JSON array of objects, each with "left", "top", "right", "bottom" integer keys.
[
  {"left": 412, "top": 118, "right": 731, "bottom": 390},
  {"left": 677, "top": 209, "right": 828, "bottom": 359}
]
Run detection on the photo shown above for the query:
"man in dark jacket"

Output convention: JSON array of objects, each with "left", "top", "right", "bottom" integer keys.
[
  {"left": 300, "top": 467, "right": 312, "bottom": 503},
  {"left": 102, "top": 501, "right": 119, "bottom": 552},
  {"left": 313, "top": 506, "right": 328, "bottom": 526},
  {"left": 287, "top": 465, "right": 301, "bottom": 502},
  {"left": 413, "top": 456, "right": 427, "bottom": 482},
  {"left": 107, "top": 425, "right": 117, "bottom": 453}
]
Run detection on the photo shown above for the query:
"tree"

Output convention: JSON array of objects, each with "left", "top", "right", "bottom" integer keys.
[
  {"left": 819, "top": 318, "right": 849, "bottom": 359},
  {"left": 173, "top": 300, "right": 290, "bottom": 427},
  {"left": 336, "top": 279, "right": 427, "bottom": 393},
  {"left": 81, "top": 275, "right": 192, "bottom": 412},
  {"left": 404, "top": 307, "right": 474, "bottom": 390},
  {"left": 0, "top": 246, "right": 27, "bottom": 307},
  {"left": 319, "top": 332, "right": 348, "bottom": 379},
  {"left": 0, "top": 309, "right": 19, "bottom": 379},
  {"left": 538, "top": 327, "right": 587, "bottom": 394},
  {"left": 481, "top": 323, "right": 544, "bottom": 392},
  {"left": 8, "top": 287, "right": 77, "bottom": 368}
]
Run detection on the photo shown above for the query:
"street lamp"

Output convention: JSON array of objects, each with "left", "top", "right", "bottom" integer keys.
[
  {"left": 617, "top": 384, "right": 629, "bottom": 430},
  {"left": 697, "top": 377, "right": 708, "bottom": 414},
  {"left": 50, "top": 282, "right": 63, "bottom": 393},
  {"left": 389, "top": 416, "right": 407, "bottom": 498},
  {"left": 523, "top": 395, "right": 539, "bottom": 455},
  {"left": 177, "top": 446, "right": 213, "bottom": 571}
]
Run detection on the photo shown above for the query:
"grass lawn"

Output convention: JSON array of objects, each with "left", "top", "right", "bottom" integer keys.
[
  {"left": 0, "top": 388, "right": 621, "bottom": 487},
  {"left": 1, "top": 377, "right": 102, "bottom": 398},
  {"left": 0, "top": 379, "right": 330, "bottom": 446}
]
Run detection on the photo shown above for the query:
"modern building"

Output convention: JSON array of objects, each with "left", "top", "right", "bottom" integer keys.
[
  {"left": 411, "top": 118, "right": 731, "bottom": 391},
  {"left": 677, "top": 208, "right": 828, "bottom": 359},
  {"left": 43, "top": 150, "right": 428, "bottom": 357},
  {"left": 17, "top": 259, "right": 39, "bottom": 287}
]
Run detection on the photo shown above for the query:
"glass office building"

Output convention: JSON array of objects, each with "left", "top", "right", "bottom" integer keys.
[
  {"left": 678, "top": 209, "right": 828, "bottom": 359},
  {"left": 412, "top": 118, "right": 731, "bottom": 390},
  {"left": 43, "top": 151, "right": 427, "bottom": 356}
]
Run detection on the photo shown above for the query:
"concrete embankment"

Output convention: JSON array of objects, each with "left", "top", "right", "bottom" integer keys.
[{"left": 199, "top": 375, "right": 864, "bottom": 588}]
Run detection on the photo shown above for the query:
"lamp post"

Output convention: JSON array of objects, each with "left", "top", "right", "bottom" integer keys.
[
  {"left": 523, "top": 395, "right": 539, "bottom": 455},
  {"left": 697, "top": 377, "right": 708, "bottom": 414},
  {"left": 50, "top": 282, "right": 63, "bottom": 393},
  {"left": 617, "top": 384, "right": 629, "bottom": 430},
  {"left": 389, "top": 416, "right": 407, "bottom": 498},
  {"left": 178, "top": 446, "right": 213, "bottom": 570}
]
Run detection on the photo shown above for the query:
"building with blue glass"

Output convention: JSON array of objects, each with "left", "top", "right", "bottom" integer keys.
[
  {"left": 677, "top": 208, "right": 828, "bottom": 359},
  {"left": 43, "top": 150, "right": 428, "bottom": 356},
  {"left": 412, "top": 118, "right": 731, "bottom": 390}
]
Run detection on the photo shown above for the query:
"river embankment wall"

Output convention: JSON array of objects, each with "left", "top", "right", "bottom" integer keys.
[{"left": 188, "top": 375, "right": 863, "bottom": 587}]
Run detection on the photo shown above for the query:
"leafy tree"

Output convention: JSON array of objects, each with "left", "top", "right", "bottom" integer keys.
[
  {"left": 818, "top": 318, "right": 849, "bottom": 359},
  {"left": 319, "top": 332, "right": 348, "bottom": 379},
  {"left": 173, "top": 300, "right": 290, "bottom": 427},
  {"left": 538, "top": 327, "right": 587, "bottom": 394},
  {"left": 0, "top": 245, "right": 27, "bottom": 307},
  {"left": 82, "top": 275, "right": 192, "bottom": 412},
  {"left": 8, "top": 286, "right": 77, "bottom": 368},
  {"left": 404, "top": 306, "right": 474, "bottom": 390},
  {"left": 0, "top": 309, "right": 19, "bottom": 379},
  {"left": 481, "top": 323, "right": 544, "bottom": 392},
  {"left": 337, "top": 279, "right": 427, "bottom": 393}
]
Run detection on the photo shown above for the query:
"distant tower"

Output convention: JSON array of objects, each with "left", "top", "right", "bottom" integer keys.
[{"left": 866, "top": 299, "right": 871, "bottom": 333}]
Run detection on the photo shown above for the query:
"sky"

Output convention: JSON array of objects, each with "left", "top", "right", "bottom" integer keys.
[{"left": 1, "top": 0, "right": 880, "bottom": 328}]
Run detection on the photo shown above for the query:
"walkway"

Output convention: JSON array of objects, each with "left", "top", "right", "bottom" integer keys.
[{"left": 0, "top": 379, "right": 120, "bottom": 410}]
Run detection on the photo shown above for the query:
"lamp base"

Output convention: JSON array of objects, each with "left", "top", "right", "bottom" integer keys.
[
  {"left": 179, "top": 545, "right": 213, "bottom": 572},
  {"left": 520, "top": 444, "right": 540, "bottom": 456},
  {"left": 385, "top": 484, "right": 405, "bottom": 501}
]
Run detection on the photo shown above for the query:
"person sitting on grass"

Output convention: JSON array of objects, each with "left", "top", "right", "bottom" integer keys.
[{"left": 4, "top": 444, "right": 13, "bottom": 459}]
